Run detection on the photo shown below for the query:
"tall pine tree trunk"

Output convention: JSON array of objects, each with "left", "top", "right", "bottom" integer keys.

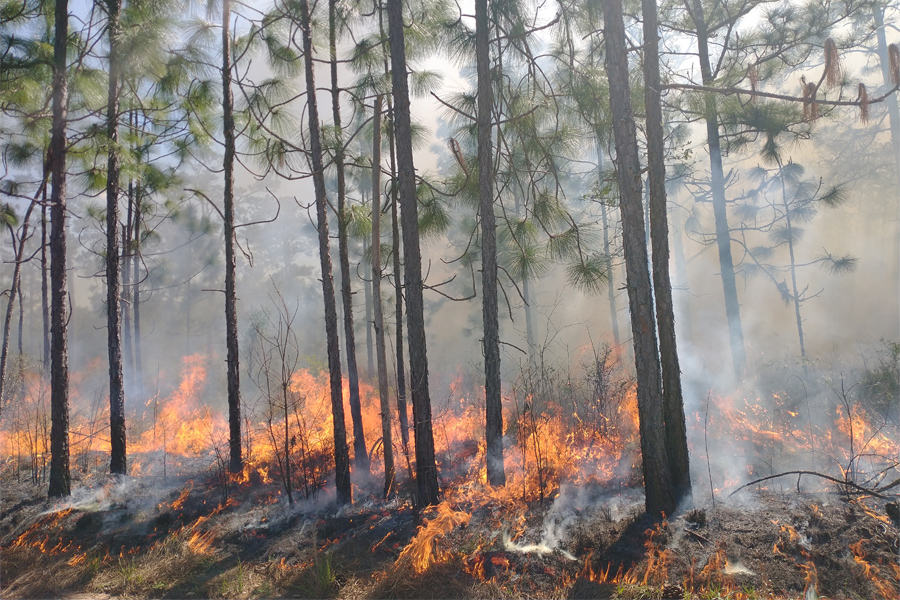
[
  {"left": 0, "top": 201, "right": 37, "bottom": 407},
  {"left": 121, "top": 127, "right": 134, "bottom": 388},
  {"left": 330, "top": 0, "right": 369, "bottom": 474},
  {"left": 298, "top": 0, "right": 352, "bottom": 505},
  {"left": 387, "top": 0, "right": 439, "bottom": 506},
  {"left": 672, "top": 218, "right": 693, "bottom": 344},
  {"left": 132, "top": 186, "right": 143, "bottom": 392},
  {"left": 379, "top": 4, "right": 410, "bottom": 458},
  {"left": 595, "top": 143, "right": 621, "bottom": 347},
  {"left": 222, "top": 0, "right": 242, "bottom": 473},
  {"left": 363, "top": 238, "right": 374, "bottom": 380},
  {"left": 603, "top": 0, "right": 673, "bottom": 517},
  {"left": 873, "top": 2, "right": 899, "bottom": 157},
  {"left": 48, "top": 0, "right": 71, "bottom": 498},
  {"left": 387, "top": 100, "right": 410, "bottom": 455},
  {"left": 687, "top": 0, "right": 746, "bottom": 377},
  {"left": 476, "top": 0, "right": 505, "bottom": 487},
  {"left": 642, "top": 0, "right": 692, "bottom": 507},
  {"left": 105, "top": 0, "right": 127, "bottom": 475},
  {"left": 371, "top": 96, "right": 396, "bottom": 497},
  {"left": 41, "top": 196, "right": 50, "bottom": 374}
]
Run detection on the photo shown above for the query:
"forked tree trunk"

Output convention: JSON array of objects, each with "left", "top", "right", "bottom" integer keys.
[
  {"left": 298, "top": 0, "right": 352, "bottom": 505},
  {"left": 642, "top": 0, "right": 692, "bottom": 507},
  {"left": 222, "top": 0, "right": 242, "bottom": 473},
  {"left": 476, "top": 0, "right": 505, "bottom": 487},
  {"left": 387, "top": 0, "right": 440, "bottom": 506},
  {"left": 105, "top": 0, "right": 127, "bottom": 476},
  {"left": 330, "top": 0, "right": 369, "bottom": 474},
  {"left": 602, "top": 0, "right": 673, "bottom": 517},
  {"left": 48, "top": 0, "right": 71, "bottom": 499},
  {"left": 371, "top": 96, "right": 396, "bottom": 497}
]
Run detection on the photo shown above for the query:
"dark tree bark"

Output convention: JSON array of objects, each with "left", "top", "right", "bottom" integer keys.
[
  {"left": 222, "top": 0, "right": 242, "bottom": 473},
  {"left": 476, "top": 0, "right": 505, "bottom": 487},
  {"left": 388, "top": 105, "right": 410, "bottom": 456},
  {"left": 298, "top": 0, "right": 352, "bottom": 505},
  {"left": 48, "top": 0, "right": 71, "bottom": 498},
  {"left": 378, "top": 5, "right": 410, "bottom": 458},
  {"left": 387, "top": 0, "right": 440, "bottom": 506},
  {"left": 642, "top": 0, "right": 692, "bottom": 507},
  {"left": 371, "top": 96, "right": 396, "bottom": 497},
  {"left": 329, "top": 0, "right": 369, "bottom": 474},
  {"left": 602, "top": 0, "right": 674, "bottom": 517},
  {"left": 105, "top": 0, "right": 127, "bottom": 476},
  {"left": 685, "top": 0, "right": 746, "bottom": 378},
  {"left": 41, "top": 195, "right": 50, "bottom": 374}
]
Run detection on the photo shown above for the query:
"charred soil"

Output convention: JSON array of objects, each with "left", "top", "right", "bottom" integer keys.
[{"left": 1, "top": 472, "right": 897, "bottom": 599}]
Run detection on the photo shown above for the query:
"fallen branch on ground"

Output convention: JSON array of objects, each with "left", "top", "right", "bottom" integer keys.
[{"left": 727, "top": 470, "right": 891, "bottom": 499}]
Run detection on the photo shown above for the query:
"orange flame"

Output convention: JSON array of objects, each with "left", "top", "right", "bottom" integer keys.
[{"left": 397, "top": 502, "right": 471, "bottom": 573}]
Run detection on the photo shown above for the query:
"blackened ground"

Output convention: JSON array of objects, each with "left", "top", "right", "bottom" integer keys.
[{"left": 1, "top": 470, "right": 897, "bottom": 599}]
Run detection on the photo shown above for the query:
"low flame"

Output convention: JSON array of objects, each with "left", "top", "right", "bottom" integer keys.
[{"left": 396, "top": 502, "right": 471, "bottom": 573}]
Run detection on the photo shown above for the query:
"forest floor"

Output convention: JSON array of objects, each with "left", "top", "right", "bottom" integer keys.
[{"left": 1, "top": 468, "right": 898, "bottom": 600}]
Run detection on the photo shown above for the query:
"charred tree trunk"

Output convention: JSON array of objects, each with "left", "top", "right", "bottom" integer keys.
[
  {"left": 222, "top": 0, "right": 242, "bottom": 473},
  {"left": 371, "top": 96, "right": 396, "bottom": 497},
  {"left": 642, "top": 0, "right": 692, "bottom": 507},
  {"left": 603, "top": 0, "right": 673, "bottom": 517},
  {"left": 48, "top": 0, "right": 71, "bottom": 498},
  {"left": 687, "top": 0, "right": 746, "bottom": 378},
  {"left": 298, "top": 0, "right": 352, "bottom": 505},
  {"left": 387, "top": 0, "right": 439, "bottom": 506},
  {"left": 105, "top": 0, "right": 127, "bottom": 476},
  {"left": 476, "top": 0, "right": 505, "bottom": 487},
  {"left": 330, "top": 0, "right": 369, "bottom": 474}
]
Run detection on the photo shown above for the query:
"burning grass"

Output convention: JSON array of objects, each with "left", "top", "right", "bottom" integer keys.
[{"left": 1, "top": 351, "right": 899, "bottom": 598}]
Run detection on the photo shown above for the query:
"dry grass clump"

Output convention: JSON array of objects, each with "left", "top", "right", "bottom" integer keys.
[
  {"left": 87, "top": 528, "right": 212, "bottom": 597},
  {"left": 366, "top": 560, "right": 476, "bottom": 599},
  {"left": 1, "top": 544, "right": 97, "bottom": 597}
]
